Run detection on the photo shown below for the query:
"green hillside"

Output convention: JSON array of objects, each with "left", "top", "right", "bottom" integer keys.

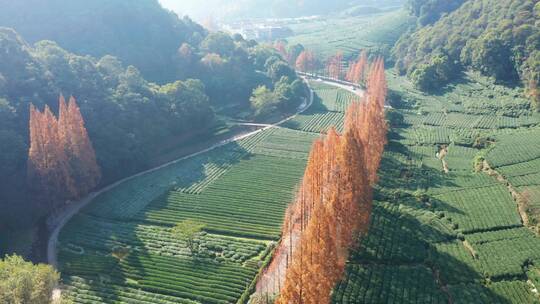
[
  {"left": 284, "top": 9, "right": 415, "bottom": 59},
  {"left": 1, "top": 0, "right": 540, "bottom": 303},
  {"left": 332, "top": 69, "right": 540, "bottom": 303},
  {"left": 394, "top": 0, "right": 539, "bottom": 110},
  {"left": 0, "top": 0, "right": 206, "bottom": 83}
]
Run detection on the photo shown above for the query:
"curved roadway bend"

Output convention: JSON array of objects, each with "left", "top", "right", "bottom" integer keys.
[
  {"left": 46, "top": 78, "right": 314, "bottom": 269},
  {"left": 318, "top": 79, "right": 365, "bottom": 97}
]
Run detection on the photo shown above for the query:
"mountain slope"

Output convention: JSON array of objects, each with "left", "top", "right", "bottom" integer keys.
[
  {"left": 405, "top": 0, "right": 466, "bottom": 25},
  {"left": 393, "top": 0, "right": 539, "bottom": 109},
  {"left": 0, "top": 28, "right": 216, "bottom": 234},
  {"left": 0, "top": 0, "right": 206, "bottom": 83}
]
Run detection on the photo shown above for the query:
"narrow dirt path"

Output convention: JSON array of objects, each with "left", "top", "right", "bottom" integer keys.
[
  {"left": 479, "top": 157, "right": 540, "bottom": 296},
  {"left": 438, "top": 145, "right": 449, "bottom": 174},
  {"left": 482, "top": 160, "right": 530, "bottom": 227},
  {"left": 431, "top": 266, "right": 454, "bottom": 304},
  {"left": 462, "top": 240, "right": 478, "bottom": 259}
]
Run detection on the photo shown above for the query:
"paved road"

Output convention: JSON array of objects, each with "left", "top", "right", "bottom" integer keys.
[{"left": 316, "top": 78, "right": 365, "bottom": 97}]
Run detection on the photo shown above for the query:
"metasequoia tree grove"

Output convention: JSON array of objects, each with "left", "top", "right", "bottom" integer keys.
[
  {"left": 261, "top": 58, "right": 387, "bottom": 303},
  {"left": 28, "top": 96, "right": 101, "bottom": 203},
  {"left": 28, "top": 104, "right": 75, "bottom": 201},
  {"left": 344, "top": 58, "right": 387, "bottom": 186},
  {"left": 59, "top": 96, "right": 101, "bottom": 195},
  {"left": 295, "top": 50, "right": 316, "bottom": 74},
  {"left": 345, "top": 50, "right": 368, "bottom": 85},
  {"left": 326, "top": 52, "right": 344, "bottom": 80},
  {"left": 275, "top": 41, "right": 289, "bottom": 60}
]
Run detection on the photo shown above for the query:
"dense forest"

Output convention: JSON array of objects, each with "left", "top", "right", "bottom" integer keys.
[
  {"left": 394, "top": 0, "right": 539, "bottom": 110},
  {"left": 0, "top": 0, "right": 206, "bottom": 83},
  {"left": 0, "top": 0, "right": 307, "bottom": 257},
  {"left": 405, "top": 0, "right": 466, "bottom": 26}
]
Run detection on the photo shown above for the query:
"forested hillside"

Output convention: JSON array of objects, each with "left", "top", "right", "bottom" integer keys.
[
  {"left": 394, "top": 0, "right": 539, "bottom": 110},
  {"left": 0, "top": 0, "right": 205, "bottom": 83},
  {"left": 405, "top": 0, "right": 466, "bottom": 25},
  {"left": 0, "top": 0, "right": 303, "bottom": 106},
  {"left": 0, "top": 0, "right": 307, "bottom": 258}
]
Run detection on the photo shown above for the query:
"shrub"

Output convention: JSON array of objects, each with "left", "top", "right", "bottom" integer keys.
[{"left": 0, "top": 255, "right": 59, "bottom": 304}]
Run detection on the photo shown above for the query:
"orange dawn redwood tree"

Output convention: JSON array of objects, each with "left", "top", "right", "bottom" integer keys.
[
  {"left": 275, "top": 41, "right": 288, "bottom": 60},
  {"left": 274, "top": 57, "right": 388, "bottom": 304},
  {"left": 60, "top": 96, "right": 101, "bottom": 195},
  {"left": 28, "top": 95, "right": 101, "bottom": 204},
  {"left": 346, "top": 50, "right": 368, "bottom": 85},
  {"left": 28, "top": 104, "right": 75, "bottom": 201},
  {"left": 296, "top": 50, "right": 316, "bottom": 74},
  {"left": 326, "top": 52, "right": 344, "bottom": 80}
]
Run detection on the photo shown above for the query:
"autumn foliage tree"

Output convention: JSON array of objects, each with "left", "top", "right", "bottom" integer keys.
[
  {"left": 274, "top": 41, "right": 288, "bottom": 60},
  {"left": 28, "top": 95, "right": 101, "bottom": 204},
  {"left": 345, "top": 50, "right": 369, "bottom": 85},
  {"left": 345, "top": 58, "right": 387, "bottom": 185},
  {"left": 326, "top": 52, "right": 344, "bottom": 80},
  {"left": 260, "top": 58, "right": 388, "bottom": 303},
  {"left": 295, "top": 50, "right": 316, "bottom": 74},
  {"left": 28, "top": 104, "right": 75, "bottom": 201},
  {"left": 59, "top": 96, "right": 101, "bottom": 195}
]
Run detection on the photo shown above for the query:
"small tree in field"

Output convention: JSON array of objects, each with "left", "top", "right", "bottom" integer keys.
[
  {"left": 111, "top": 246, "right": 130, "bottom": 261},
  {"left": 172, "top": 219, "right": 206, "bottom": 254},
  {"left": 250, "top": 85, "right": 277, "bottom": 118}
]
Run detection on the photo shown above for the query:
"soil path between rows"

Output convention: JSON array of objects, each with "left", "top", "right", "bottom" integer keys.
[{"left": 254, "top": 76, "right": 365, "bottom": 296}]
